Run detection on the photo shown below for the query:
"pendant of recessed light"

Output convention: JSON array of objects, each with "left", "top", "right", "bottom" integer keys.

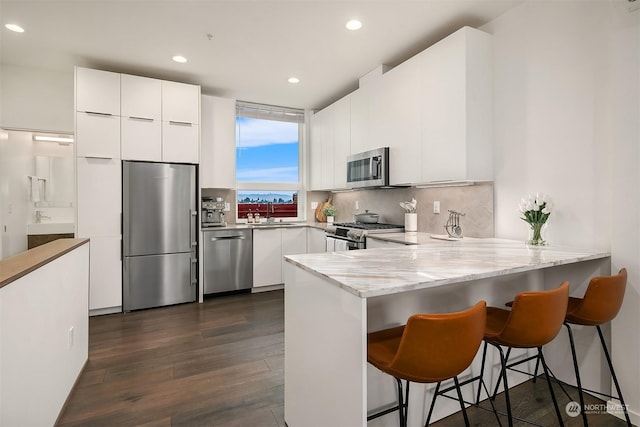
[
  {"left": 346, "top": 19, "right": 362, "bottom": 31},
  {"left": 173, "top": 55, "right": 187, "bottom": 63}
]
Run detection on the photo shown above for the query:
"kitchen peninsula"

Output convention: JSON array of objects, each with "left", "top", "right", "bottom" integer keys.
[
  {"left": 0, "top": 239, "right": 89, "bottom": 427},
  {"left": 283, "top": 239, "right": 611, "bottom": 427}
]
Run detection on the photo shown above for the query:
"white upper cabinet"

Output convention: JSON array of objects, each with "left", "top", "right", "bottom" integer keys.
[
  {"left": 121, "top": 74, "right": 162, "bottom": 120},
  {"left": 200, "top": 95, "right": 236, "bottom": 188},
  {"left": 420, "top": 27, "right": 492, "bottom": 183},
  {"left": 121, "top": 117, "right": 162, "bottom": 161},
  {"left": 162, "top": 121, "right": 199, "bottom": 164},
  {"left": 75, "top": 67, "right": 120, "bottom": 115},
  {"left": 162, "top": 80, "right": 200, "bottom": 124},
  {"left": 309, "top": 95, "right": 350, "bottom": 190},
  {"left": 379, "top": 55, "right": 422, "bottom": 186},
  {"left": 121, "top": 75, "right": 162, "bottom": 161},
  {"left": 75, "top": 112, "right": 121, "bottom": 159},
  {"left": 308, "top": 26, "right": 493, "bottom": 189},
  {"left": 309, "top": 110, "right": 326, "bottom": 191},
  {"left": 330, "top": 95, "right": 350, "bottom": 189}
]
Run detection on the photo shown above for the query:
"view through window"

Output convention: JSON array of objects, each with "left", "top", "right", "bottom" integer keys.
[{"left": 235, "top": 102, "right": 304, "bottom": 220}]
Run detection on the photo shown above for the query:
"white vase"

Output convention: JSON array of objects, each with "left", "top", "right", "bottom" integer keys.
[
  {"left": 327, "top": 216, "right": 334, "bottom": 224},
  {"left": 404, "top": 213, "right": 417, "bottom": 232}
]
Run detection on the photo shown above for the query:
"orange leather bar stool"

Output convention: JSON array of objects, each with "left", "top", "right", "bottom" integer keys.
[
  {"left": 367, "top": 301, "right": 486, "bottom": 427},
  {"left": 564, "top": 268, "right": 630, "bottom": 426},
  {"left": 477, "top": 281, "right": 569, "bottom": 427}
]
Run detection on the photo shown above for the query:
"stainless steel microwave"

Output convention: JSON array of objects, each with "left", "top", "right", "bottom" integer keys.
[{"left": 346, "top": 147, "right": 389, "bottom": 188}]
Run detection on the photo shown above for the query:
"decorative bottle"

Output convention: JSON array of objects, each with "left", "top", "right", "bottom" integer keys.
[{"left": 247, "top": 209, "right": 254, "bottom": 224}]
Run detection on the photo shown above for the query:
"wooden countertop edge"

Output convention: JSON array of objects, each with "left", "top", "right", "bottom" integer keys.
[{"left": 0, "top": 238, "right": 90, "bottom": 289}]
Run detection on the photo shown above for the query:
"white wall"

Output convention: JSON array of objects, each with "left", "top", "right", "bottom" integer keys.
[
  {"left": 0, "top": 64, "right": 74, "bottom": 133},
  {"left": 483, "top": 0, "right": 639, "bottom": 421}
]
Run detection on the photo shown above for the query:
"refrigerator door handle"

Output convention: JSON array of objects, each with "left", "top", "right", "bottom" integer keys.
[
  {"left": 190, "top": 210, "right": 197, "bottom": 247},
  {"left": 190, "top": 256, "right": 198, "bottom": 287}
]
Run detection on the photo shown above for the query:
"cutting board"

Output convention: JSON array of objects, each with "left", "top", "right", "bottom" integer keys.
[{"left": 315, "top": 195, "right": 333, "bottom": 223}]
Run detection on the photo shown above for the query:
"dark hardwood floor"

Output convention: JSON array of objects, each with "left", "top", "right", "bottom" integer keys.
[{"left": 57, "top": 290, "right": 630, "bottom": 427}]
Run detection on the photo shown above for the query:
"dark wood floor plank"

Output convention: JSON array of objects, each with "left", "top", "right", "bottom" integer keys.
[{"left": 58, "top": 290, "right": 628, "bottom": 427}]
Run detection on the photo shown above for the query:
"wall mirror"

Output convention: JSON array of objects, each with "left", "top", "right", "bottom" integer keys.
[{"left": 34, "top": 155, "right": 74, "bottom": 207}]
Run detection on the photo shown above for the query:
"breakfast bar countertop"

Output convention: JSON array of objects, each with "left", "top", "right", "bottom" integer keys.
[{"left": 284, "top": 238, "right": 610, "bottom": 298}]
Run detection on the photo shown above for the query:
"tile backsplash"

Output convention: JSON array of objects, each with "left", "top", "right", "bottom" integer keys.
[{"left": 310, "top": 183, "right": 494, "bottom": 238}]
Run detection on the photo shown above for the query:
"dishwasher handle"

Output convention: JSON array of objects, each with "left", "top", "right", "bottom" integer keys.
[{"left": 210, "top": 235, "right": 246, "bottom": 241}]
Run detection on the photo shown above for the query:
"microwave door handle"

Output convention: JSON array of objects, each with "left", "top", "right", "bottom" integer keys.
[{"left": 369, "top": 158, "right": 374, "bottom": 180}]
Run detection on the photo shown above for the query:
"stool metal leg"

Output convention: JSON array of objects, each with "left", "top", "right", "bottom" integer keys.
[
  {"left": 475, "top": 342, "right": 488, "bottom": 405},
  {"left": 596, "top": 325, "right": 632, "bottom": 426},
  {"left": 492, "top": 347, "right": 512, "bottom": 400},
  {"left": 538, "top": 347, "right": 564, "bottom": 427},
  {"left": 489, "top": 342, "right": 513, "bottom": 427},
  {"left": 454, "top": 376, "right": 471, "bottom": 427},
  {"left": 565, "top": 322, "right": 589, "bottom": 427},
  {"left": 395, "top": 377, "right": 410, "bottom": 427},
  {"left": 425, "top": 381, "right": 441, "bottom": 426}
]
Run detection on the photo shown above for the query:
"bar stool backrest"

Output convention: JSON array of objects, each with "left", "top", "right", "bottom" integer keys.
[
  {"left": 385, "top": 301, "right": 486, "bottom": 383},
  {"left": 497, "top": 281, "right": 569, "bottom": 348},
  {"left": 567, "top": 268, "right": 627, "bottom": 326}
]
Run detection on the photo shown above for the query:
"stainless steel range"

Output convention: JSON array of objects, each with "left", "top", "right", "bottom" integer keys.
[{"left": 325, "top": 222, "right": 404, "bottom": 250}]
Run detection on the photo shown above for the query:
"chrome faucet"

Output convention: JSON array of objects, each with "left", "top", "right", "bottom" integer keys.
[
  {"left": 35, "top": 210, "right": 50, "bottom": 223},
  {"left": 266, "top": 202, "right": 275, "bottom": 223}
]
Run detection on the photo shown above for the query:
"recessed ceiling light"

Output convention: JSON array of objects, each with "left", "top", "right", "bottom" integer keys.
[
  {"left": 288, "top": 77, "right": 300, "bottom": 84},
  {"left": 5, "top": 23, "right": 25, "bottom": 33},
  {"left": 172, "top": 55, "right": 187, "bottom": 63},
  {"left": 346, "top": 19, "right": 362, "bottom": 31}
]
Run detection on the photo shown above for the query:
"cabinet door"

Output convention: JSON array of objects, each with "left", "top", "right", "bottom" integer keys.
[
  {"left": 306, "top": 227, "right": 326, "bottom": 254},
  {"left": 282, "top": 227, "right": 307, "bottom": 257},
  {"left": 332, "top": 95, "right": 351, "bottom": 189},
  {"left": 75, "top": 67, "right": 120, "bottom": 115},
  {"left": 381, "top": 56, "right": 422, "bottom": 186},
  {"left": 76, "top": 157, "right": 121, "bottom": 237},
  {"left": 89, "top": 236, "right": 122, "bottom": 310},
  {"left": 162, "top": 122, "right": 199, "bottom": 164},
  {"left": 309, "top": 111, "right": 325, "bottom": 191},
  {"left": 75, "top": 112, "right": 120, "bottom": 159},
  {"left": 121, "top": 74, "right": 161, "bottom": 120},
  {"left": 252, "top": 228, "right": 282, "bottom": 287},
  {"left": 121, "top": 117, "right": 162, "bottom": 161},
  {"left": 162, "top": 80, "right": 200, "bottom": 124},
  {"left": 420, "top": 30, "right": 467, "bottom": 182},
  {"left": 200, "top": 95, "right": 236, "bottom": 188}
]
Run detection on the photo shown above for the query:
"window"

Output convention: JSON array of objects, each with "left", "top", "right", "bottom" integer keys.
[{"left": 235, "top": 102, "right": 304, "bottom": 221}]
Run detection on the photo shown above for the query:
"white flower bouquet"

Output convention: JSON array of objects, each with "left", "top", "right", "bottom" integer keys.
[{"left": 518, "top": 193, "right": 553, "bottom": 245}]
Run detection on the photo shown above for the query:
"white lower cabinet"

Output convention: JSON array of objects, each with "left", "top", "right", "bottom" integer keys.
[
  {"left": 88, "top": 236, "right": 122, "bottom": 310},
  {"left": 306, "top": 227, "right": 326, "bottom": 253},
  {"left": 162, "top": 121, "right": 199, "bottom": 164},
  {"left": 253, "top": 227, "right": 308, "bottom": 288},
  {"left": 253, "top": 228, "right": 283, "bottom": 287}
]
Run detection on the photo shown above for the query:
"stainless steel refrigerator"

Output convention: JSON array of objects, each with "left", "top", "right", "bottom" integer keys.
[{"left": 123, "top": 161, "right": 197, "bottom": 311}]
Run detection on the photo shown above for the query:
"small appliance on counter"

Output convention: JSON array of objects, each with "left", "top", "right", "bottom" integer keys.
[{"left": 202, "top": 197, "right": 226, "bottom": 227}]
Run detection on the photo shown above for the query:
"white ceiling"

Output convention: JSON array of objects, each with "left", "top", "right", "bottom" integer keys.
[{"left": 0, "top": 0, "right": 523, "bottom": 111}]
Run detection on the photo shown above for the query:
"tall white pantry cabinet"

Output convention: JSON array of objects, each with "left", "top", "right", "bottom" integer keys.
[{"left": 75, "top": 66, "right": 201, "bottom": 314}]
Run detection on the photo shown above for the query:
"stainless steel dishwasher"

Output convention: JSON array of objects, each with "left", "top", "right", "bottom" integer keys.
[{"left": 203, "top": 229, "right": 253, "bottom": 295}]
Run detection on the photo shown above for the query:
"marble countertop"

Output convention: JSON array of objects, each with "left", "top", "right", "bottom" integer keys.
[
  {"left": 284, "top": 239, "right": 610, "bottom": 298},
  {"left": 367, "top": 232, "right": 478, "bottom": 245}
]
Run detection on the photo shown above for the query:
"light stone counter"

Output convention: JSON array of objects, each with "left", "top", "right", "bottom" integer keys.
[
  {"left": 284, "top": 238, "right": 612, "bottom": 427},
  {"left": 285, "top": 238, "right": 610, "bottom": 298}
]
